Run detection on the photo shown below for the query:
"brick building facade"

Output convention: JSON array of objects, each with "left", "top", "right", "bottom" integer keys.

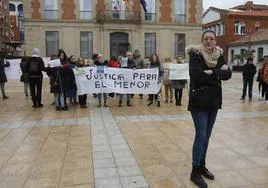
[
  {"left": 203, "top": 1, "right": 268, "bottom": 63},
  {"left": 22, "top": 0, "right": 202, "bottom": 60},
  {"left": 0, "top": 0, "right": 11, "bottom": 52}
]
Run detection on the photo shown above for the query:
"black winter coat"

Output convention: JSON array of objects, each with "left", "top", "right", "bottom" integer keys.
[
  {"left": 188, "top": 51, "right": 232, "bottom": 110},
  {"left": 47, "top": 67, "right": 64, "bottom": 93},
  {"left": 0, "top": 59, "right": 10, "bottom": 83},
  {"left": 20, "top": 60, "right": 29, "bottom": 82},
  {"left": 242, "top": 63, "right": 256, "bottom": 79},
  {"left": 26, "top": 57, "right": 45, "bottom": 78}
]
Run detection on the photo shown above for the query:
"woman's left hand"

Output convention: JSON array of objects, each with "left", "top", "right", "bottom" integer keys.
[{"left": 203, "top": 70, "right": 213, "bottom": 75}]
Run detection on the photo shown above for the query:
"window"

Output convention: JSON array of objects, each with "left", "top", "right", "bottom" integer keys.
[
  {"left": 9, "top": 3, "right": 15, "bottom": 11},
  {"left": 10, "top": 19, "right": 14, "bottom": 28},
  {"left": 80, "top": 32, "right": 93, "bottom": 59},
  {"left": 258, "top": 47, "right": 263, "bottom": 62},
  {"left": 175, "top": 0, "right": 186, "bottom": 23},
  {"left": 234, "top": 21, "right": 246, "bottom": 35},
  {"left": 145, "top": 0, "right": 156, "bottom": 22},
  {"left": 46, "top": 31, "right": 59, "bottom": 57},
  {"left": 80, "top": 0, "right": 92, "bottom": 20},
  {"left": 231, "top": 49, "right": 234, "bottom": 62},
  {"left": 240, "top": 49, "right": 246, "bottom": 63},
  {"left": 234, "top": 22, "right": 239, "bottom": 34},
  {"left": 241, "top": 24, "right": 246, "bottom": 35},
  {"left": 145, "top": 33, "right": 156, "bottom": 58},
  {"left": 18, "top": 4, "right": 23, "bottom": 11},
  {"left": 44, "top": 0, "right": 58, "bottom": 19},
  {"left": 174, "top": 34, "right": 185, "bottom": 58},
  {"left": 221, "top": 24, "right": 225, "bottom": 35}
]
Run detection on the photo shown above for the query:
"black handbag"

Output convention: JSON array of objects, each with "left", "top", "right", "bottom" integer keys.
[{"left": 189, "top": 85, "right": 220, "bottom": 107}]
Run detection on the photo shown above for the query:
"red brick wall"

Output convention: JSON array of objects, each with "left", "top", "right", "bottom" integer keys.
[
  {"left": 10, "top": 16, "right": 20, "bottom": 41},
  {"left": 62, "top": 0, "right": 76, "bottom": 20},
  {"left": 96, "top": 0, "right": 105, "bottom": 15},
  {"left": 189, "top": 0, "right": 197, "bottom": 23},
  {"left": 32, "top": 0, "right": 41, "bottom": 19},
  {"left": 159, "top": 0, "right": 172, "bottom": 23}
]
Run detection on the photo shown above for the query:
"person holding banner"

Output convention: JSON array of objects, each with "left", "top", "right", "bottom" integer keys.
[
  {"left": 26, "top": 48, "right": 45, "bottom": 108},
  {"left": 187, "top": 30, "right": 232, "bottom": 188},
  {"left": 94, "top": 54, "right": 108, "bottom": 107},
  {"left": 171, "top": 56, "right": 187, "bottom": 106},
  {"left": 118, "top": 51, "right": 136, "bottom": 107},
  {"left": 76, "top": 57, "right": 88, "bottom": 108},
  {"left": 0, "top": 58, "right": 10, "bottom": 100},
  {"left": 147, "top": 54, "right": 164, "bottom": 107}
]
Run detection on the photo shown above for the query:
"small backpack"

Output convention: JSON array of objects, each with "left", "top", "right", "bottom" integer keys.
[{"left": 29, "top": 59, "right": 39, "bottom": 73}]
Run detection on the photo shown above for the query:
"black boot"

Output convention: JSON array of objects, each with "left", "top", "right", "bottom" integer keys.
[
  {"left": 200, "top": 160, "right": 215, "bottom": 180},
  {"left": 147, "top": 100, "right": 153, "bottom": 106},
  {"left": 127, "top": 100, "right": 132, "bottom": 106},
  {"left": 157, "top": 101, "right": 160, "bottom": 107},
  {"left": 190, "top": 166, "right": 208, "bottom": 188}
]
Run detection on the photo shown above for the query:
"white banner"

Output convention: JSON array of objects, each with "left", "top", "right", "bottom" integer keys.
[
  {"left": 4, "top": 58, "right": 52, "bottom": 80},
  {"left": 168, "top": 63, "right": 190, "bottom": 80},
  {"left": 74, "top": 67, "right": 161, "bottom": 95}
]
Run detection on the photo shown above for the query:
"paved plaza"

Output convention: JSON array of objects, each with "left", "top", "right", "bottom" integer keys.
[{"left": 0, "top": 73, "right": 268, "bottom": 188}]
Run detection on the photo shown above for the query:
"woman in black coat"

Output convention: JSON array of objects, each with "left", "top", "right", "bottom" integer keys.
[
  {"left": 0, "top": 58, "right": 10, "bottom": 99},
  {"left": 20, "top": 56, "right": 30, "bottom": 97},
  {"left": 187, "top": 30, "right": 232, "bottom": 188}
]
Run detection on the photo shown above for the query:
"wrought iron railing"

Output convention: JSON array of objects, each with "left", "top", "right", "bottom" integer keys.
[
  {"left": 144, "top": 13, "right": 156, "bottom": 22},
  {"left": 97, "top": 10, "right": 141, "bottom": 22},
  {"left": 44, "top": 10, "right": 58, "bottom": 19},
  {"left": 174, "top": 14, "right": 186, "bottom": 23}
]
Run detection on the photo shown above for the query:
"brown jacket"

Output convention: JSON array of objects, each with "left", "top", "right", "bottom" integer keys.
[{"left": 263, "top": 64, "right": 268, "bottom": 84}]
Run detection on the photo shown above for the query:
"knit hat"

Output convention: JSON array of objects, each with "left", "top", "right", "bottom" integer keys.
[{"left": 32, "top": 48, "right": 40, "bottom": 57}]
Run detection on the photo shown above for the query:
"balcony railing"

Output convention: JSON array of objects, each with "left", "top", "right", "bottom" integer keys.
[
  {"left": 145, "top": 13, "right": 156, "bottom": 22},
  {"left": 174, "top": 14, "right": 186, "bottom": 23},
  {"left": 80, "top": 11, "right": 92, "bottom": 20},
  {"left": 44, "top": 10, "right": 58, "bottom": 19},
  {"left": 97, "top": 10, "right": 141, "bottom": 22}
]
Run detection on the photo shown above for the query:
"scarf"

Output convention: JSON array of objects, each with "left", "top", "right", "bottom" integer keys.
[{"left": 200, "top": 45, "right": 223, "bottom": 68}]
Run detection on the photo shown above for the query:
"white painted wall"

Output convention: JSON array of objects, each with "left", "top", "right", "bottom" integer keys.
[
  {"left": 203, "top": 10, "right": 220, "bottom": 24},
  {"left": 228, "top": 43, "right": 268, "bottom": 65}
]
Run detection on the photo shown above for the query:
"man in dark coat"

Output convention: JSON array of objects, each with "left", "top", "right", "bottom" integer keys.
[
  {"left": 241, "top": 57, "right": 257, "bottom": 101},
  {"left": 0, "top": 58, "right": 10, "bottom": 99}
]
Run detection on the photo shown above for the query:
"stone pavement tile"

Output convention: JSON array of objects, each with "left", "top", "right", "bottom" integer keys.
[
  {"left": 59, "top": 169, "right": 94, "bottom": 187},
  {"left": 169, "top": 164, "right": 192, "bottom": 176},
  {"left": 92, "top": 144, "right": 111, "bottom": 152},
  {"left": 111, "top": 143, "right": 130, "bottom": 151},
  {"left": 222, "top": 156, "right": 259, "bottom": 170},
  {"left": 148, "top": 176, "right": 185, "bottom": 188},
  {"left": 117, "top": 166, "right": 143, "bottom": 177},
  {"left": 214, "top": 171, "right": 253, "bottom": 188},
  {"left": 93, "top": 158, "right": 116, "bottom": 169},
  {"left": 93, "top": 151, "right": 113, "bottom": 160},
  {"left": 94, "top": 167, "right": 118, "bottom": 179},
  {"left": 161, "top": 151, "right": 190, "bottom": 165},
  {"left": 7, "top": 153, "right": 37, "bottom": 164},
  {"left": 62, "top": 158, "right": 92, "bottom": 172},
  {"left": 0, "top": 174, "right": 28, "bottom": 188},
  {"left": 134, "top": 151, "right": 166, "bottom": 166},
  {"left": 120, "top": 176, "right": 149, "bottom": 188},
  {"left": 141, "top": 164, "right": 175, "bottom": 179},
  {"left": 113, "top": 150, "right": 134, "bottom": 158},
  {"left": 247, "top": 155, "right": 268, "bottom": 167},
  {"left": 239, "top": 168, "right": 268, "bottom": 184},
  {"left": 23, "top": 177, "right": 59, "bottom": 188},
  {"left": 114, "top": 156, "right": 138, "bottom": 167},
  {"left": 65, "top": 149, "right": 91, "bottom": 161},
  {"left": 95, "top": 178, "right": 122, "bottom": 188},
  {"left": 29, "top": 162, "right": 62, "bottom": 179},
  {"left": 0, "top": 163, "right": 32, "bottom": 177},
  {"left": 60, "top": 184, "right": 94, "bottom": 188}
]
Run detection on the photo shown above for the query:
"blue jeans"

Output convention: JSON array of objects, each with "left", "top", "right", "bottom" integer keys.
[
  {"left": 191, "top": 109, "right": 218, "bottom": 167},
  {"left": 98, "top": 93, "right": 107, "bottom": 102},
  {"left": 54, "top": 93, "right": 64, "bottom": 108}
]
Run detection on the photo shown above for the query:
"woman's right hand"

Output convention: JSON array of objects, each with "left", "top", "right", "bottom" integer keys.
[{"left": 220, "top": 64, "right": 229, "bottom": 71}]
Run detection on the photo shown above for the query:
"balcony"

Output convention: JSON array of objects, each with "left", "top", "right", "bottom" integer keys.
[
  {"left": 97, "top": 10, "right": 141, "bottom": 23},
  {"left": 80, "top": 11, "right": 92, "bottom": 20},
  {"left": 174, "top": 14, "right": 186, "bottom": 23},
  {"left": 44, "top": 10, "right": 58, "bottom": 20},
  {"left": 145, "top": 13, "right": 156, "bottom": 22}
]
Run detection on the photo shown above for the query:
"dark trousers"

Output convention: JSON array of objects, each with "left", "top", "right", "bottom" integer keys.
[
  {"left": 78, "top": 94, "right": 87, "bottom": 106},
  {"left": 174, "top": 89, "right": 183, "bottom": 104},
  {"left": 264, "top": 83, "right": 268, "bottom": 101},
  {"left": 29, "top": 76, "right": 43, "bottom": 106},
  {"left": 191, "top": 109, "right": 218, "bottom": 167},
  {"left": 242, "top": 77, "right": 254, "bottom": 99}
]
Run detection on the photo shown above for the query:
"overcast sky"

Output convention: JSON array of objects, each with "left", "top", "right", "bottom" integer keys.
[{"left": 203, "top": 0, "right": 268, "bottom": 11}]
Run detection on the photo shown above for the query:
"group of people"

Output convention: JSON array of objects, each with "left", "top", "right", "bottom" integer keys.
[
  {"left": 240, "top": 55, "right": 268, "bottom": 102},
  {"left": 16, "top": 48, "right": 188, "bottom": 111}
]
